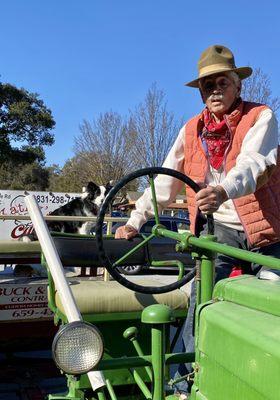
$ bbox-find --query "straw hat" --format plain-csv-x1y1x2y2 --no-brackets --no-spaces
185,45,252,88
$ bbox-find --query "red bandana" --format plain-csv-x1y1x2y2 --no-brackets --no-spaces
201,108,230,170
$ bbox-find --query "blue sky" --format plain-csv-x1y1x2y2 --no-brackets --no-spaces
1,1,279,167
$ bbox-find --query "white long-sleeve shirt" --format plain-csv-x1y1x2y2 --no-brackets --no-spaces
127,108,279,232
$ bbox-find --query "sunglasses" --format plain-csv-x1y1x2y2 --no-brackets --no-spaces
201,76,233,93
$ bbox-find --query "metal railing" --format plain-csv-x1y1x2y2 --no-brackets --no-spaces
0,215,128,223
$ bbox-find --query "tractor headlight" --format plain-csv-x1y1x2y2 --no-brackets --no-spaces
52,321,104,375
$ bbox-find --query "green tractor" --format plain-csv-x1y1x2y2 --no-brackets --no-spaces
22,167,280,400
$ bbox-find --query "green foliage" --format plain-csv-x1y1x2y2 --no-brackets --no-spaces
47,159,86,192
0,161,49,190
0,83,55,164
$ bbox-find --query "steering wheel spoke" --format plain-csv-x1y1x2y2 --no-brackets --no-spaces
112,233,155,267
149,174,160,225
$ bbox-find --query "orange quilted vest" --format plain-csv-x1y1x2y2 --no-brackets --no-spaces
184,101,280,248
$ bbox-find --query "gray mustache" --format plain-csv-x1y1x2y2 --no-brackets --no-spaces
210,94,224,101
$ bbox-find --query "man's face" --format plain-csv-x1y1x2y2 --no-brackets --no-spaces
200,73,241,119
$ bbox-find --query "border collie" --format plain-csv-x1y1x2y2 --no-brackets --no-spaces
19,182,112,277
46,181,112,235
23,181,112,240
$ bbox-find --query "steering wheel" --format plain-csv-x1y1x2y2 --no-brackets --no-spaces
96,167,214,294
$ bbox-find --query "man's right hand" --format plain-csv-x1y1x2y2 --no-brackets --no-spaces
115,225,138,240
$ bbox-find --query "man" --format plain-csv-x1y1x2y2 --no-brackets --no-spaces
116,45,280,397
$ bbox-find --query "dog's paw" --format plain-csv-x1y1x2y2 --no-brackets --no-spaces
21,235,32,243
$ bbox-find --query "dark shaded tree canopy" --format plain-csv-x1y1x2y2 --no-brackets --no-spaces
0,83,55,164
0,161,50,190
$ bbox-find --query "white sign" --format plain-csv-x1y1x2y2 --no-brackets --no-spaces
0,190,80,241
0,278,52,321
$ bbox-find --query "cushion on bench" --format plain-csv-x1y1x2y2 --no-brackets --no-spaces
54,279,189,315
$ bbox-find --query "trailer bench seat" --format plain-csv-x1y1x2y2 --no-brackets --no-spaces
54,279,188,317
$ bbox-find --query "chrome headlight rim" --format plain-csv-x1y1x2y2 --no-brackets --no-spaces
52,321,104,375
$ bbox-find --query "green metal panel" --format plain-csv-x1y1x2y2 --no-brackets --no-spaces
192,353,263,400
73,319,152,388
195,300,280,400
213,275,280,317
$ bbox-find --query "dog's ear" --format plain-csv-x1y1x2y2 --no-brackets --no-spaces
86,182,99,193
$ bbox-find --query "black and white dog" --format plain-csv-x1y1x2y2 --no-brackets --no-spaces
46,181,112,235
19,182,112,277
23,181,112,241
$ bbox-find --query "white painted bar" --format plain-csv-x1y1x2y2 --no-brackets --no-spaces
25,194,106,390
25,194,81,322
0,215,128,222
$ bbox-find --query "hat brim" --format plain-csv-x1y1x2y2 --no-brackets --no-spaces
185,66,253,88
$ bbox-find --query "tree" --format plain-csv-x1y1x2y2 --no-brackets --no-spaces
0,161,49,190
0,83,55,164
241,68,280,113
129,83,182,169
74,111,136,184
47,158,89,192
72,85,182,193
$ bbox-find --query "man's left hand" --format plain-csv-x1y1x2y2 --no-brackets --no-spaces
195,185,228,214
